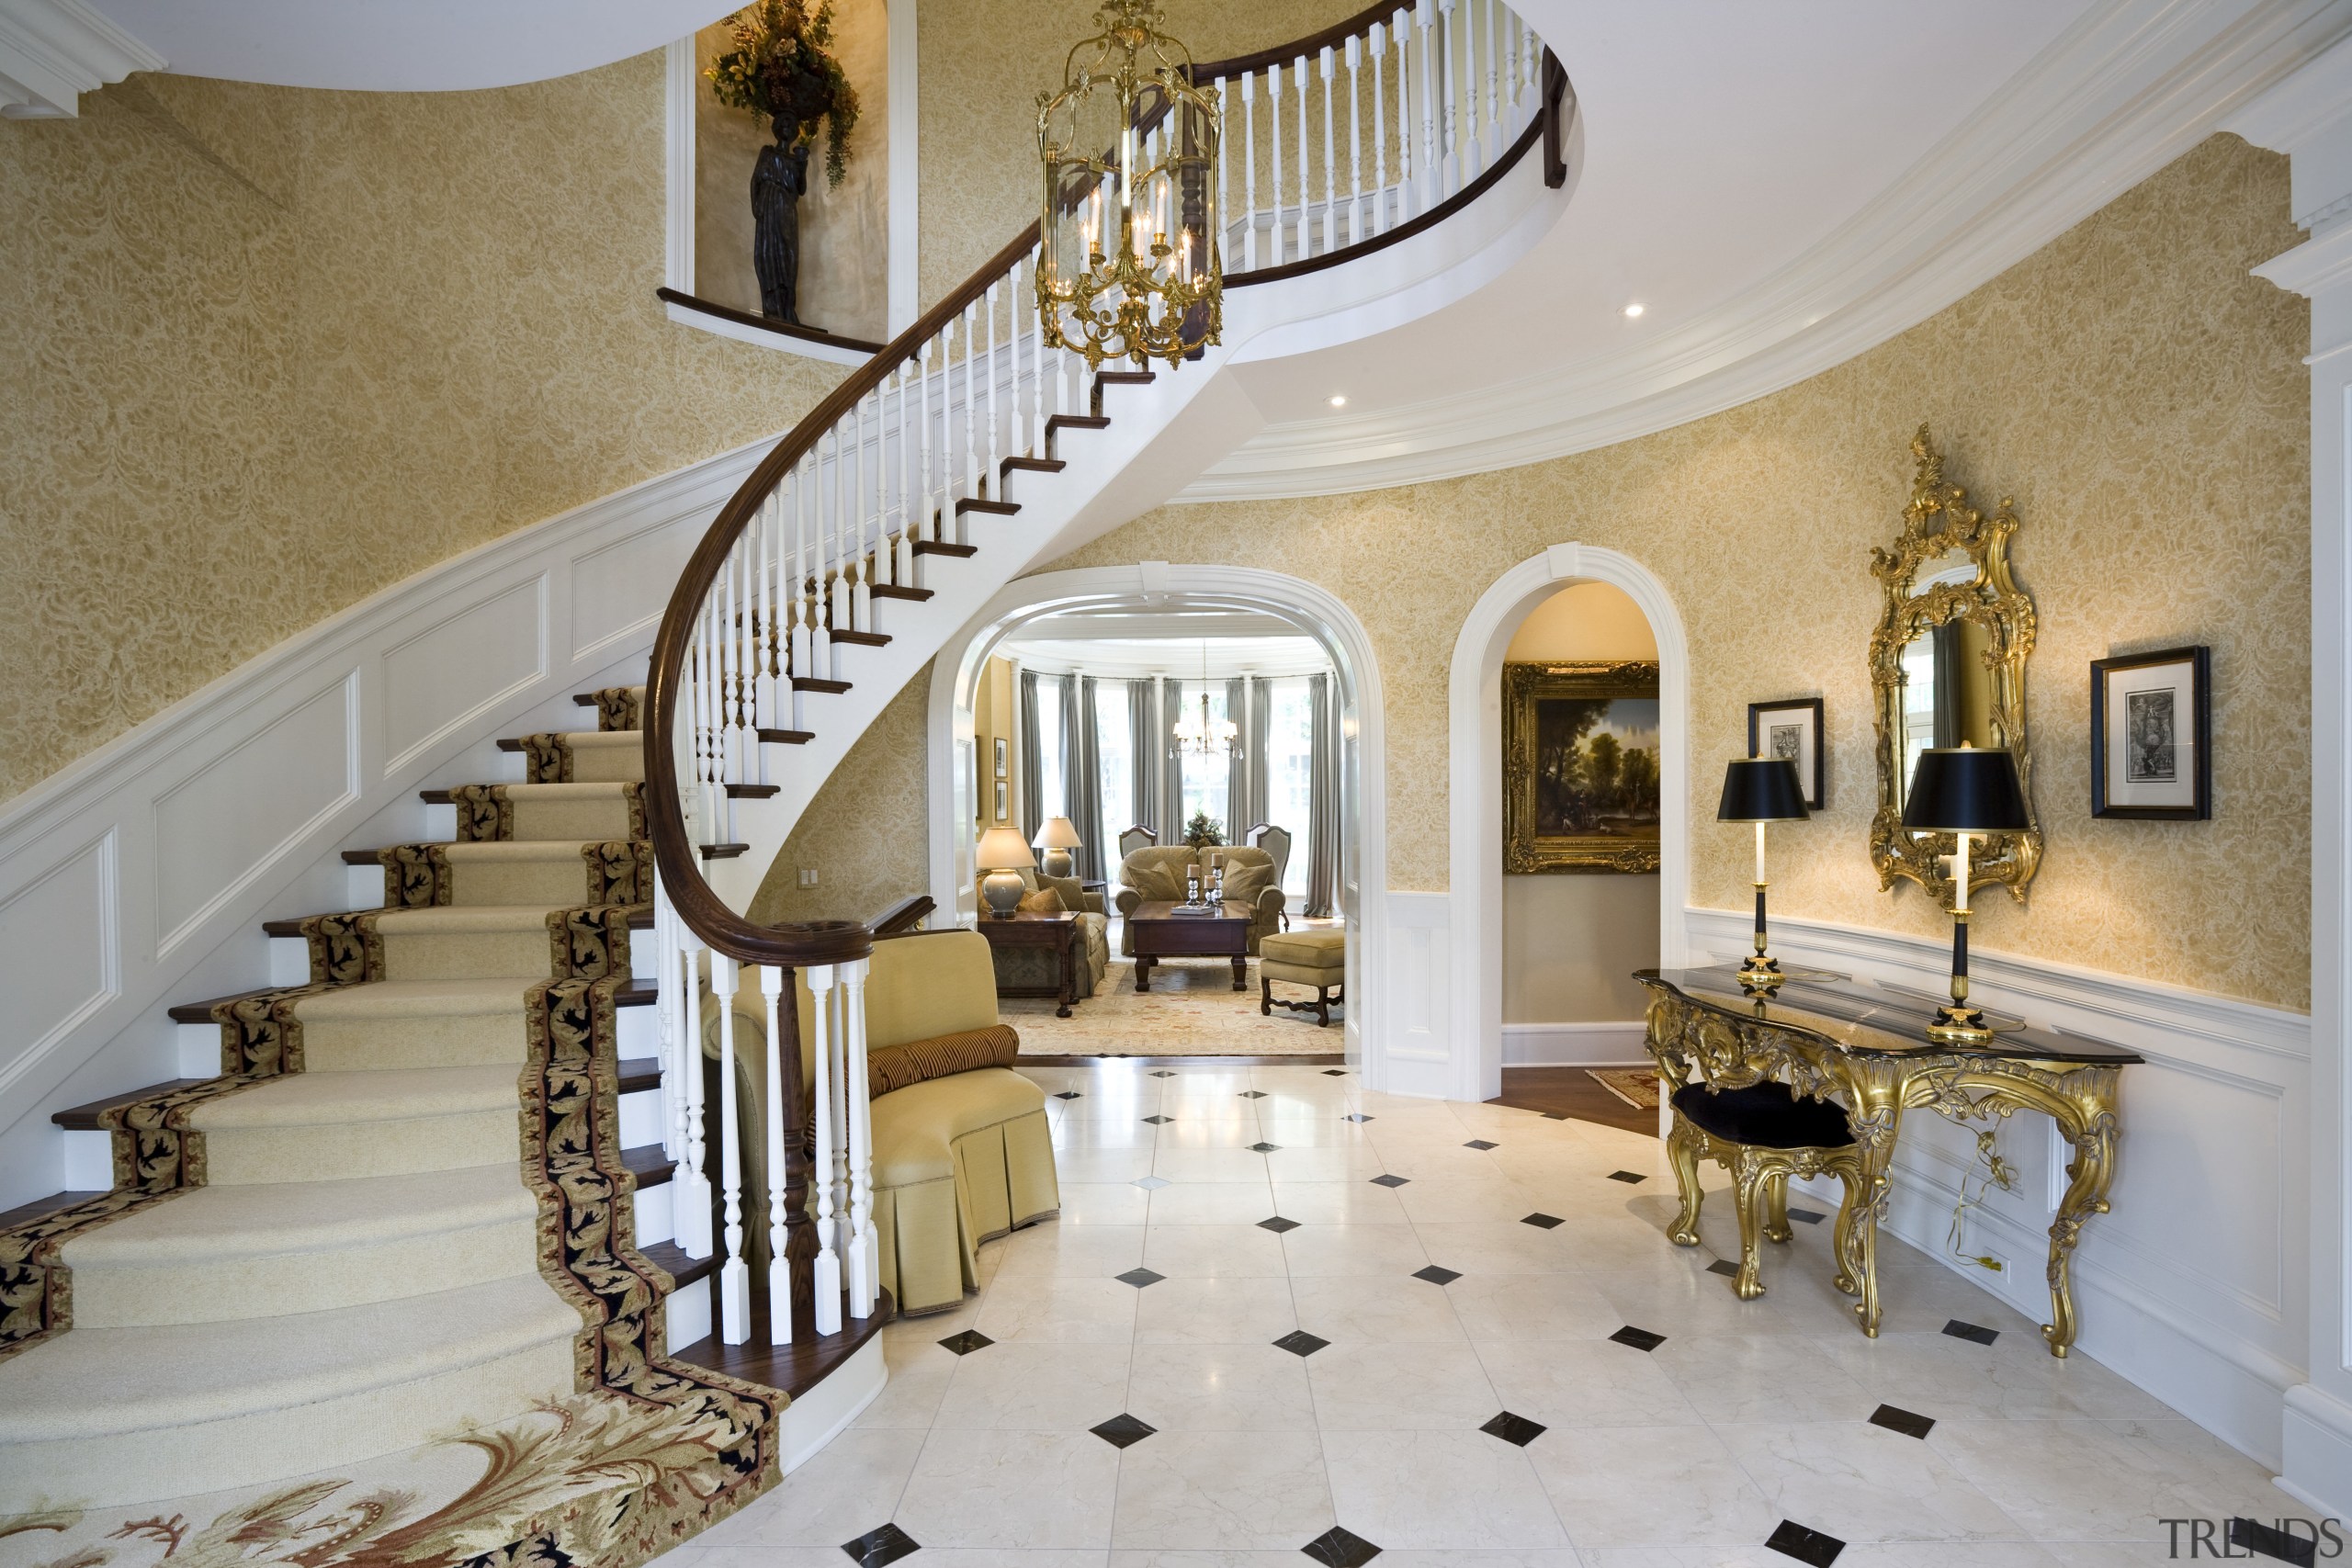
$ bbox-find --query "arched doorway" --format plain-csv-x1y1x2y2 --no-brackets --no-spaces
1448,544,1691,1104
924,563,1391,1077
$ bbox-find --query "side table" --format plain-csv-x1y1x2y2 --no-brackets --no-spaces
975,911,1083,1017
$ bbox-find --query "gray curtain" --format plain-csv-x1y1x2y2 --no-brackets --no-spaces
1224,677,1247,839
1161,677,1186,840
1068,675,1103,880
1018,668,1044,845
1126,677,1157,839
1305,672,1339,918
1245,675,1273,831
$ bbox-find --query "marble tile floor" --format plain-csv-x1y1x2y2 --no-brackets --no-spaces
662,1060,2293,1568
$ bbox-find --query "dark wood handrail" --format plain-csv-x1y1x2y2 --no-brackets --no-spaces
644,5,1568,969
870,895,936,938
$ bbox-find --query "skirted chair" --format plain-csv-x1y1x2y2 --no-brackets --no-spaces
975,867,1110,998
1113,844,1285,956
703,928,1060,1315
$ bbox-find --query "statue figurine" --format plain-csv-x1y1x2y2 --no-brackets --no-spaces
752,125,809,324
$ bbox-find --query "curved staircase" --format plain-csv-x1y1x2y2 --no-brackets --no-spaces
0,0,1572,1549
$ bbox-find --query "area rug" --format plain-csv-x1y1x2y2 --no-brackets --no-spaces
1003,956,1342,1056
1587,1066,1661,1110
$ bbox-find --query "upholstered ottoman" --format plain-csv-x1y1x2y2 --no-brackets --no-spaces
1259,929,1346,1026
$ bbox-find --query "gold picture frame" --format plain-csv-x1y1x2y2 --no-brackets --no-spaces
1503,660,1662,874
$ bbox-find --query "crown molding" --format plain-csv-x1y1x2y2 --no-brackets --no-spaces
0,0,161,118
1179,0,2352,503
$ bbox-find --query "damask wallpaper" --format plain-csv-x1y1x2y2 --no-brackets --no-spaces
748,665,933,926
818,133,2315,1010
0,56,842,803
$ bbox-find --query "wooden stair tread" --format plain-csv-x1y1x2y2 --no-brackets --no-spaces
55,1080,210,1129
628,908,654,931
495,737,526,752
1047,414,1111,433
869,583,933,602
831,629,889,647
639,1240,717,1288
1096,370,1157,386
167,987,286,1024
913,541,978,558
340,849,382,865
793,677,852,694
616,1055,659,1094
1001,456,1066,475
0,1190,108,1231
955,497,1020,516
758,728,814,744
725,784,780,799
700,843,750,860
419,788,455,805
622,1144,671,1187
668,1286,896,1398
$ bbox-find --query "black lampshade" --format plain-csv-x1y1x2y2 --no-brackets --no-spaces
1717,757,1808,822
1902,746,2029,831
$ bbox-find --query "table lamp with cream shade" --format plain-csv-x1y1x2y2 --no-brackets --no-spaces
976,826,1035,919
1715,756,1809,994
1901,742,2030,1042
1034,816,1084,879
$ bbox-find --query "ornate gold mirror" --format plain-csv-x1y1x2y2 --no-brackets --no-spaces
1869,426,2041,904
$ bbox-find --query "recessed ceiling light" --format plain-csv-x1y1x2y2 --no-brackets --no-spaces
1328,394,1348,407
1622,303,1645,319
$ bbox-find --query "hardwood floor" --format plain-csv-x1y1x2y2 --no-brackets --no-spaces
1487,1066,1659,1136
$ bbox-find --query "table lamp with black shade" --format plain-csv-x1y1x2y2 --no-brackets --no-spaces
1901,743,2030,1042
1716,756,1809,994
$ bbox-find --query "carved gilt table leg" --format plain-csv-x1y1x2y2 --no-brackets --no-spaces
1730,1146,1771,1300
1763,1172,1794,1244
1979,1063,2122,1359
1838,1058,1911,1339
1664,1113,1705,1247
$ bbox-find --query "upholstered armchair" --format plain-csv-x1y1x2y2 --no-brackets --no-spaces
972,868,1109,997
1114,844,1285,955
1117,824,1159,858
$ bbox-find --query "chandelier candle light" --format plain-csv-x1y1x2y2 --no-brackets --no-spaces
1900,743,2031,1042
1716,757,1809,994
1036,0,1221,367
1170,644,1238,757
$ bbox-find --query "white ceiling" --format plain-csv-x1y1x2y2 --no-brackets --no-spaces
79,0,732,91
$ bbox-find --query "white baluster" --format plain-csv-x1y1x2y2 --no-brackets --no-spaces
824,428,848,672
1393,11,1412,220
895,366,917,584
760,962,792,1344
670,888,715,1258
1483,0,1502,164
984,277,1001,496
790,465,813,694
853,395,873,632
1440,0,1460,194
843,955,876,1316
1241,69,1258,269
1320,45,1337,256
1294,51,1310,262
1345,36,1363,246
808,963,843,1334
917,336,937,550
1417,0,1440,209
1215,77,1231,267
1461,0,1483,180
1268,62,1283,265
1372,22,1389,234
960,300,980,536
713,952,749,1343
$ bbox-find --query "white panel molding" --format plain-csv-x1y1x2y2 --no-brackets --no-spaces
1180,0,2352,502
1499,1021,1646,1067
0,428,770,1210
0,0,162,118
1685,903,2309,1470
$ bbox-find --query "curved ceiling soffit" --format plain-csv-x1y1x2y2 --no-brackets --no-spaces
1180,0,2352,503
80,0,736,92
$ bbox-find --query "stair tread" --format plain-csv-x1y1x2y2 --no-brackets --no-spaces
0,1273,577,1441
1001,456,1067,474
912,541,978,558
794,677,853,693
700,843,750,860
726,784,780,798
956,497,1020,515
1047,414,1112,430
831,629,889,647
869,584,933,602
186,1066,526,1129
62,1163,536,1266
759,728,815,744
639,1240,716,1288
419,779,641,807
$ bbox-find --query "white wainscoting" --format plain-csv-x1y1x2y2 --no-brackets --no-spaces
0,434,774,1212
1374,892,1457,1100
1499,1021,1649,1067
1685,904,2309,1472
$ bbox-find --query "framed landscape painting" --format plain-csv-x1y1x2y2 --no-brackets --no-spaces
1503,661,1663,874
2090,646,2210,819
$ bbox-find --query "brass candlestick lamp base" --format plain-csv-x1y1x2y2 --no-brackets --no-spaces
1737,882,1785,996
1925,909,1996,1043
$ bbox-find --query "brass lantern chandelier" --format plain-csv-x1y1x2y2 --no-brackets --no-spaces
1036,0,1222,368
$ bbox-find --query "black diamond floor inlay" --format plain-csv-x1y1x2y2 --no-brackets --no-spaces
1463,1139,1498,1150
1239,1089,1268,1098
1054,1090,1083,1100
1149,1069,1178,1077
1942,1318,2000,1346
1301,1524,1382,1566
1369,1173,1409,1188
1541,1111,1570,1121
841,1522,921,1567
2232,1517,2323,1567
1250,1142,1282,1153
1787,1207,1826,1224
1607,1169,1646,1184
1322,1068,1349,1077
1765,1518,1846,1566
1272,1329,1330,1357
1090,1412,1158,1449
1142,1114,1173,1124
1610,1325,1667,1352
1412,1265,1462,1286
1869,1404,1935,1439
1259,1215,1302,1233
936,1329,993,1355
1116,1267,1167,1288
1480,1410,1547,1446
1521,1213,1563,1229
1707,1258,1740,1278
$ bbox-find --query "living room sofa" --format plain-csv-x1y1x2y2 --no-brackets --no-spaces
1114,844,1285,955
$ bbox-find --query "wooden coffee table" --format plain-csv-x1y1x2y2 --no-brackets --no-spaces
1127,900,1251,991
975,910,1084,1017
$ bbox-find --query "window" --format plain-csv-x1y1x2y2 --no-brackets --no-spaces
1174,681,1231,833
1094,678,1132,859
1035,676,1066,821
1264,676,1317,898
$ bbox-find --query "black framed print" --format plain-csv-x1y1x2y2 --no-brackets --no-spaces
2090,646,2210,820
993,737,1009,778
1747,697,1826,811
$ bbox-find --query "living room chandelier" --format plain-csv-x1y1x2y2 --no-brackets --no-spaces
1035,0,1222,368
1170,645,1238,757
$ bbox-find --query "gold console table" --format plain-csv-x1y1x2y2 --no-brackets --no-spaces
1635,966,2142,1358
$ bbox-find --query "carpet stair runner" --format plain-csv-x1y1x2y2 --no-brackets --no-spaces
0,685,783,1557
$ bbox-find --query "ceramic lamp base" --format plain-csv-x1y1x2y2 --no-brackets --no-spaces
980,870,1026,919
1041,848,1075,879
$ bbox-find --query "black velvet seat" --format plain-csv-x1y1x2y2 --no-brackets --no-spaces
1670,1080,1854,1150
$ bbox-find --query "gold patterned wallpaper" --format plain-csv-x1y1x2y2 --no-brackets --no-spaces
805,133,2313,1010
749,665,934,926
915,0,1361,309
0,57,842,803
